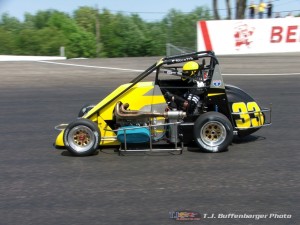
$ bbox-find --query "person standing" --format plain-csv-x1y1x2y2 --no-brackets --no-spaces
267,1,273,18
249,1,257,19
258,0,266,19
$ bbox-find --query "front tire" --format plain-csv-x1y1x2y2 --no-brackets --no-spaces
63,119,100,156
194,112,233,153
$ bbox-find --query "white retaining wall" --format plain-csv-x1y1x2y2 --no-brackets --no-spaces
0,55,66,61
197,18,300,55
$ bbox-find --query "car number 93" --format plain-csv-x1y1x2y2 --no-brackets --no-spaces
232,101,265,128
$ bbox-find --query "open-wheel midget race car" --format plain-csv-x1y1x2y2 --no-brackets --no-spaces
54,51,271,156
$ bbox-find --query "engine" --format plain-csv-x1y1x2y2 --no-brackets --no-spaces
114,102,186,143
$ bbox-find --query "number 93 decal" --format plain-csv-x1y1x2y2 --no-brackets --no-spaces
232,102,265,128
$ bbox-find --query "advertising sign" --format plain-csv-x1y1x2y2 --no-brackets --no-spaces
197,18,300,55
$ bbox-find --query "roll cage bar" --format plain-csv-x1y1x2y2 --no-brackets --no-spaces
130,51,219,83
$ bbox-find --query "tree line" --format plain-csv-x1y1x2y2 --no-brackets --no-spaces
1,3,297,58
0,7,211,58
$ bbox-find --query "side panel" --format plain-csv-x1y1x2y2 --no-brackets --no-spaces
92,82,167,146
206,64,233,121
55,82,167,148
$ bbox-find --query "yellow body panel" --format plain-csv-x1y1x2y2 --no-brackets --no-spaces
55,131,64,147
55,81,167,147
208,93,224,97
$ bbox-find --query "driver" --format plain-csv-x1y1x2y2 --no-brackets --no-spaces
164,61,205,114
181,61,199,82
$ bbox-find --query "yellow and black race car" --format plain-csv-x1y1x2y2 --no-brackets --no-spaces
54,51,271,156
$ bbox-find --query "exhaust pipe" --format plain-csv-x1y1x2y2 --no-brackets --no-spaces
114,101,186,120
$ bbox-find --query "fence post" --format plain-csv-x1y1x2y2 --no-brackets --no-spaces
60,46,65,57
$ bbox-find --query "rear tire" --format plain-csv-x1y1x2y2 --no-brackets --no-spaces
194,112,233,153
63,119,100,156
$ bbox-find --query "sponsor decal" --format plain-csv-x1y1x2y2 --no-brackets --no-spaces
270,25,299,43
234,23,255,50
213,80,222,87
171,57,194,63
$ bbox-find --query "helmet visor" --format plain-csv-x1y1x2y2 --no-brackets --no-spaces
182,70,196,77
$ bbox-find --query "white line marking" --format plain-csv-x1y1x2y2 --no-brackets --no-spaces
223,73,300,76
38,60,300,76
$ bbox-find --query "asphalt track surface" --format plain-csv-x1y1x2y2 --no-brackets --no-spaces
0,53,299,225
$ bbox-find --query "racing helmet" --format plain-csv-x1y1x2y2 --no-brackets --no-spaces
182,61,200,80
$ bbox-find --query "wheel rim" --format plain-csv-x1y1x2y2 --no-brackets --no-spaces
200,121,226,147
67,125,95,153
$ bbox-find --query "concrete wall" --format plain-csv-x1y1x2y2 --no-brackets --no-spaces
197,18,300,55
0,55,66,61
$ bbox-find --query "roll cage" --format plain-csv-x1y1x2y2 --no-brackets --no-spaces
132,50,219,85
87,51,219,119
